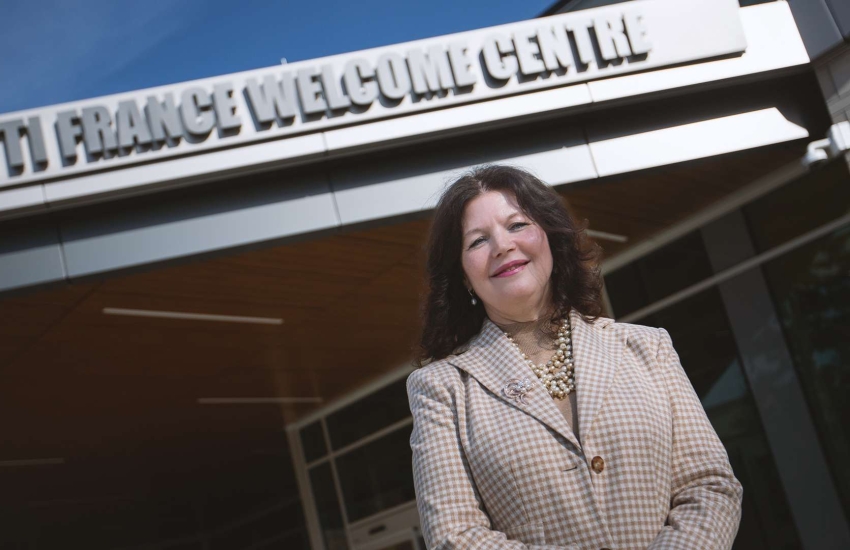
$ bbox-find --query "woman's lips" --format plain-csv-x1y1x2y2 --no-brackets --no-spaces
493,261,528,278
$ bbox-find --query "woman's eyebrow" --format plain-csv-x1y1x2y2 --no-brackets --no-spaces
463,213,522,238
463,225,485,239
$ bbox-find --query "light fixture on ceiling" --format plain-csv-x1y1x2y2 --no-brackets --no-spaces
102,308,283,325
0,458,65,467
197,397,323,405
586,229,628,243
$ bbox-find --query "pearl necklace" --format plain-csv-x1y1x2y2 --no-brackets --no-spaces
504,316,575,400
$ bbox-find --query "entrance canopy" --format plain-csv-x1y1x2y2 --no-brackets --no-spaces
0,0,812,296
0,1,834,545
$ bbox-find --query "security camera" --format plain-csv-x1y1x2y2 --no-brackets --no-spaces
802,121,850,168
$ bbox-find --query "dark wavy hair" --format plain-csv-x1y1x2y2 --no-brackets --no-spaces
416,164,604,365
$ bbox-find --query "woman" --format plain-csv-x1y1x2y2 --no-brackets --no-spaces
407,165,742,549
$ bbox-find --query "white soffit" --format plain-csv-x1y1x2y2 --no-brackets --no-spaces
60,178,339,278
0,185,45,213
0,243,65,291
332,141,596,225
588,107,809,177
44,133,327,204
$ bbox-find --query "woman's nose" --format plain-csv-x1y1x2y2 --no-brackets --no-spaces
491,230,515,256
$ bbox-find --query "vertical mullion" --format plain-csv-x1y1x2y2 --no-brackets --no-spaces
286,427,326,550
322,420,357,550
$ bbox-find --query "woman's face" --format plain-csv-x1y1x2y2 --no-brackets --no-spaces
460,190,554,323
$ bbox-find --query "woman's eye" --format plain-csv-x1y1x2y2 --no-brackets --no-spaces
510,222,529,230
468,237,485,249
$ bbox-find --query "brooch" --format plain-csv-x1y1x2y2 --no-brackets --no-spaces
502,378,534,404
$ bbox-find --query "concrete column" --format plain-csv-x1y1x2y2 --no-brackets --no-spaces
701,209,850,550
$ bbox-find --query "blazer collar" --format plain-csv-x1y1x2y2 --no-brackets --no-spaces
570,310,624,442
446,309,624,449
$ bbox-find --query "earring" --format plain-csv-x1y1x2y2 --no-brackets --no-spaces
468,288,477,306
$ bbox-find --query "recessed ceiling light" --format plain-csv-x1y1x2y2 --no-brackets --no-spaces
586,230,628,243
197,397,323,404
102,308,283,325
0,458,65,467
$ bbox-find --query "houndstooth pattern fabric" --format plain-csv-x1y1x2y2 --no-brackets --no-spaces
407,309,742,550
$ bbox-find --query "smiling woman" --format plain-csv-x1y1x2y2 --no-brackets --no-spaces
460,190,555,325
407,164,743,549
417,165,603,362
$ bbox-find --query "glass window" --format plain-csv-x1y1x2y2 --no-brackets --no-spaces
301,420,328,463
641,288,801,549
604,263,647,318
309,463,349,550
744,159,850,253
605,231,713,317
326,378,411,450
335,425,416,523
761,224,850,522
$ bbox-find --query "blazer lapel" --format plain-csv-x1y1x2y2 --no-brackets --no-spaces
571,309,625,443
447,318,582,450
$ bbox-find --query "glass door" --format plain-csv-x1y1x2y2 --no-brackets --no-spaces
347,501,423,550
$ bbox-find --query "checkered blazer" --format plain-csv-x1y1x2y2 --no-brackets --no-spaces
407,310,742,550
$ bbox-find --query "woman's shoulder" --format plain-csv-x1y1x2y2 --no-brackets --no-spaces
406,354,468,396
587,315,663,338
593,316,669,359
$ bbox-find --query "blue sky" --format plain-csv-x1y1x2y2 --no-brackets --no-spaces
0,0,554,115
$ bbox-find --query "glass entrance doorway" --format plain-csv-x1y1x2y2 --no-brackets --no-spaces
347,502,424,550
290,375,420,550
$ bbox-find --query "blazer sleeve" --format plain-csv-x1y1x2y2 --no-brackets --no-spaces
407,367,565,550
648,329,744,550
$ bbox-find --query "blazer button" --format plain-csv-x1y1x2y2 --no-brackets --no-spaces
591,456,605,474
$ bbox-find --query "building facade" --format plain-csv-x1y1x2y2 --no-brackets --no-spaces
1,0,849,549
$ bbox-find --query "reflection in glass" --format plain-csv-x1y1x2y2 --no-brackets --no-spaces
301,420,328,463
605,231,713,317
762,225,850,522
641,288,801,549
336,425,416,523
375,541,414,550
309,462,348,550
744,159,850,253
326,378,411,450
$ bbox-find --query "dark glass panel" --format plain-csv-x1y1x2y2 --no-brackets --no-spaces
18,433,310,550
637,231,713,304
309,462,349,550
335,425,416,523
744,159,850,253
301,420,328,463
604,263,648,318
642,288,801,549
376,542,415,550
762,224,850,522
605,231,713,317
327,378,411,450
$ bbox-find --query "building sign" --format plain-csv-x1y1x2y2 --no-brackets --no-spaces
0,0,745,187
